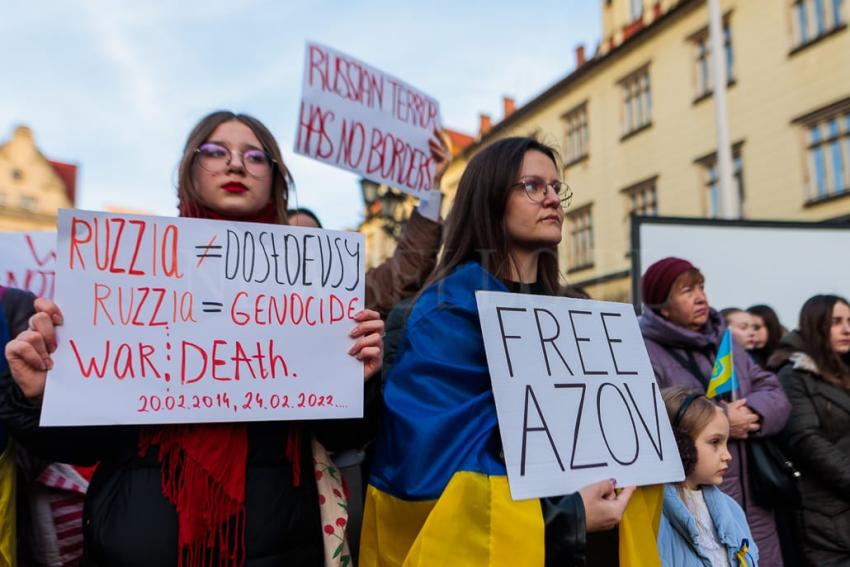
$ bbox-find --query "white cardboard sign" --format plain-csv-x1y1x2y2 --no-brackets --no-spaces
0,231,57,299
41,210,365,426
476,291,684,500
294,42,442,198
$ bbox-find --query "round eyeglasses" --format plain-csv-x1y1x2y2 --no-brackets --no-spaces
195,142,275,178
510,177,573,207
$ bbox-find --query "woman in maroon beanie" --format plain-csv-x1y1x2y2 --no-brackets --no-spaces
638,256,790,566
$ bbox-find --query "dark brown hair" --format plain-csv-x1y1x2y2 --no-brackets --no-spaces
797,294,850,387
177,111,293,223
748,304,785,357
423,137,563,294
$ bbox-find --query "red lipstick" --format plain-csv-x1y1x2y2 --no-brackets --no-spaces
222,181,248,193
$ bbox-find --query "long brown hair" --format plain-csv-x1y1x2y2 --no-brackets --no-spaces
797,294,850,386
424,137,563,294
177,111,293,223
748,304,784,357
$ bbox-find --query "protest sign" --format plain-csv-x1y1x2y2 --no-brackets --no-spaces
0,231,56,299
294,42,442,197
476,291,684,500
40,210,365,426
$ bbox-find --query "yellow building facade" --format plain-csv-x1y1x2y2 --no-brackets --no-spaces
0,126,75,231
441,0,850,301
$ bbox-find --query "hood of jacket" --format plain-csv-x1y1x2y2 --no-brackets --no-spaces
662,484,753,558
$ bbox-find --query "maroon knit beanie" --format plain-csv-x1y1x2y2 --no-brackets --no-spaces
640,257,698,309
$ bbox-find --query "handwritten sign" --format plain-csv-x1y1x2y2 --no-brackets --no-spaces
476,291,684,500
0,232,56,299
294,42,442,197
41,210,365,426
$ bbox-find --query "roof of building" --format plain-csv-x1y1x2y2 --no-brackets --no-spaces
444,127,476,157
48,160,77,205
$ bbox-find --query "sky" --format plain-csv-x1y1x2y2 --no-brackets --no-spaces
1,1,601,230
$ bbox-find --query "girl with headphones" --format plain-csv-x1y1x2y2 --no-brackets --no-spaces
657,387,758,566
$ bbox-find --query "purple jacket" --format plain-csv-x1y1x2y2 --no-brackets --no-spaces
639,307,790,567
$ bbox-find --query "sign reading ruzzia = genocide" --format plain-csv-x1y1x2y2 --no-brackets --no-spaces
294,42,442,196
476,291,684,500
40,210,365,426
0,231,56,299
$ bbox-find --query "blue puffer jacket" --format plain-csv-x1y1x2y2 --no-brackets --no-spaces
658,484,758,566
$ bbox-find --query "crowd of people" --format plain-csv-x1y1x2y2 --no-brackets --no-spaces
0,112,848,566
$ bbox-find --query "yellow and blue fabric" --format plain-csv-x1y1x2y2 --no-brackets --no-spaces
360,263,544,566
0,300,16,567
707,329,738,399
360,262,662,566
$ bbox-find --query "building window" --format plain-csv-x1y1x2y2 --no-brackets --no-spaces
563,103,589,165
629,0,644,21
804,108,850,201
792,0,845,50
621,67,652,138
567,205,594,272
698,145,745,218
691,20,734,101
623,177,658,217
20,195,38,211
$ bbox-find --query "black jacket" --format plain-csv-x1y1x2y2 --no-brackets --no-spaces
777,344,850,564
0,369,380,566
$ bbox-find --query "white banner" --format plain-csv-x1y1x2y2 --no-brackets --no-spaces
41,210,365,426
0,231,56,299
294,42,442,197
476,291,684,500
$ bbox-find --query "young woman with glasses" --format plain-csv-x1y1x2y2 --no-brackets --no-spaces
360,137,635,566
1,111,385,566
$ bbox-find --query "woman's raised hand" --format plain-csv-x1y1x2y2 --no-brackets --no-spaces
429,128,451,186
5,298,64,401
349,309,384,381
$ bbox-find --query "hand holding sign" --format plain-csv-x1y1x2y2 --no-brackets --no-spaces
580,480,635,532
39,210,369,426
476,291,684,500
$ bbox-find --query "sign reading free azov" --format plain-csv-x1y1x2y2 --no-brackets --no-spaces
476,291,684,500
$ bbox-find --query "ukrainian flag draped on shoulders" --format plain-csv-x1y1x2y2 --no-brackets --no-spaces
360,262,662,567
361,263,544,566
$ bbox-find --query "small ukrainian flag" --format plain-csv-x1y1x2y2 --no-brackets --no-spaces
707,328,738,399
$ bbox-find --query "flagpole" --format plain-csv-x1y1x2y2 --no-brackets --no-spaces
708,0,738,219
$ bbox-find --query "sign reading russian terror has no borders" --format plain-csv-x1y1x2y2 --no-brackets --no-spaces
294,42,442,197
40,209,365,426
476,291,684,500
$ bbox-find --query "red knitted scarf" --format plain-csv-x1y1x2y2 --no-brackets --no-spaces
138,200,301,567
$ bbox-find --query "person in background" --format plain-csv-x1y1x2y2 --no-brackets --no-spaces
747,305,786,371
775,294,850,565
720,308,757,350
638,257,790,566
0,111,384,567
658,387,758,566
361,137,634,567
